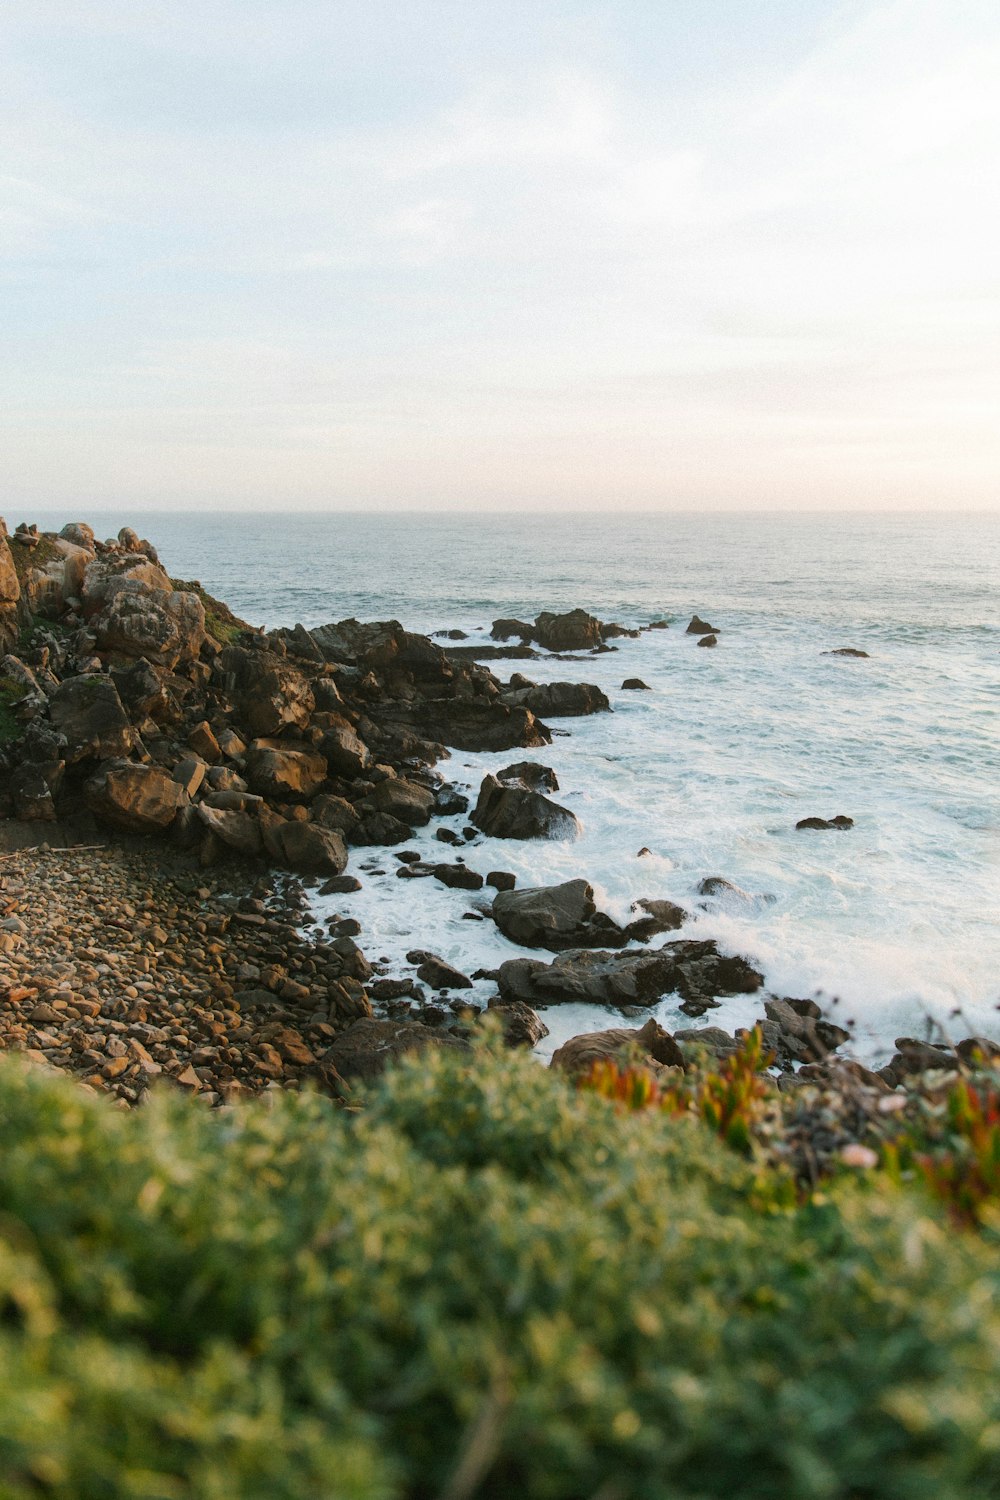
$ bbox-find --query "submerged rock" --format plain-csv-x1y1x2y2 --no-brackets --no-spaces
685,615,717,635
796,815,854,831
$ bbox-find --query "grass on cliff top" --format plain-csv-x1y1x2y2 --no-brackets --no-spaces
2,1038,1000,1500
170,577,253,645
8,534,61,587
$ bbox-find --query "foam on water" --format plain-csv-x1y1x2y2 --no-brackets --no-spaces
32,508,999,1057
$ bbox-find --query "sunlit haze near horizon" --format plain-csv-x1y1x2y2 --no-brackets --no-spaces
3,1,999,514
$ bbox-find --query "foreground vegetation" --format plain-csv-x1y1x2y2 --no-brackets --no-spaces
2,1037,1000,1499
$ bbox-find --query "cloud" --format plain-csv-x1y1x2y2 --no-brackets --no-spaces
1,0,998,510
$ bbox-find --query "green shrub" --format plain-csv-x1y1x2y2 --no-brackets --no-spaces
1,1041,1000,1498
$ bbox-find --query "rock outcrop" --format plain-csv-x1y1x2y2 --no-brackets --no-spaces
471,775,581,841
492,879,626,950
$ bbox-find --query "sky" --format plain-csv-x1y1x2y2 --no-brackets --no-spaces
2,0,999,513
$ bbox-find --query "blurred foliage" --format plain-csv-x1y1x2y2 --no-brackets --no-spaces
883,1071,1000,1228
2,1038,1000,1498
580,1024,772,1154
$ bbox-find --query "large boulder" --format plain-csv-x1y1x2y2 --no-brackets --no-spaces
244,740,327,802
503,680,610,717
321,718,373,777
275,820,348,875
498,939,763,1010
85,760,188,832
381,698,550,754
370,777,435,826
92,581,206,669
217,645,315,736
486,999,549,1047
498,948,682,1008
81,553,173,612
0,532,20,649
533,609,604,652
321,1017,468,1083
497,761,559,792
550,1018,685,1074
492,879,626,951
471,774,581,840
47,675,135,763
196,804,263,858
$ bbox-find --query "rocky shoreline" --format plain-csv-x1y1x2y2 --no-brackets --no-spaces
1,516,994,1118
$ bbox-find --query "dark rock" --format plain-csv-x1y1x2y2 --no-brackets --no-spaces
322,1017,468,1083
244,740,327,802
319,874,363,894
498,937,763,1010
497,761,559,792
320,719,373,778
696,634,717,648
85,760,188,832
533,609,604,652
822,648,870,658
436,827,460,844
624,897,687,942
685,615,716,635
486,871,517,891
492,878,626,950
275,821,348,875
763,997,850,1065
621,678,650,690
311,793,363,841
433,863,484,891
48,675,135,764
196,804,263,858
8,762,61,821
550,1018,685,1074
410,952,474,990
491,618,534,642
956,1036,1000,1065
487,999,549,1047
92,580,206,669
796,815,854,831
434,785,469,816
471,774,581,841
370,777,435,826
503,680,610,718
218,645,315,737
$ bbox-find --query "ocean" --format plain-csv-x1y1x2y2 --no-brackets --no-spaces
30,508,1000,1063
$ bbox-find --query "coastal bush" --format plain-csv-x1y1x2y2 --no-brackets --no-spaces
2,1042,1000,1498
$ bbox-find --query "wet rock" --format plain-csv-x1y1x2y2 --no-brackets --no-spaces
407,952,474,990
796,815,854,831
550,1017,685,1075
322,1016,468,1083
502,680,610,718
47,675,135,763
433,863,484,891
491,618,534,642
763,997,851,1065
434,785,469,816
85,760,188,832
624,897,687,941
499,938,763,1011
471,774,581,841
685,615,716,635
497,761,559,793
822,648,870,658
621,678,650,690
486,871,516,891
533,609,604,652
486,998,548,1047
492,878,626,951
696,634,718,648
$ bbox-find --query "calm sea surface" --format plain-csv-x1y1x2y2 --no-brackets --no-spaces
31,509,1000,1059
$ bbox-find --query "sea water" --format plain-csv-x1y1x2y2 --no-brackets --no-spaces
32,509,1000,1063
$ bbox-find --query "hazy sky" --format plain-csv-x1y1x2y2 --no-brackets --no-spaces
3,1,998,512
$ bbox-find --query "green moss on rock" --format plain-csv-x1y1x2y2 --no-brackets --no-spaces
170,577,252,644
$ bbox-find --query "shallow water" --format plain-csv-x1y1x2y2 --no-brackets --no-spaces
32,508,1000,1060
